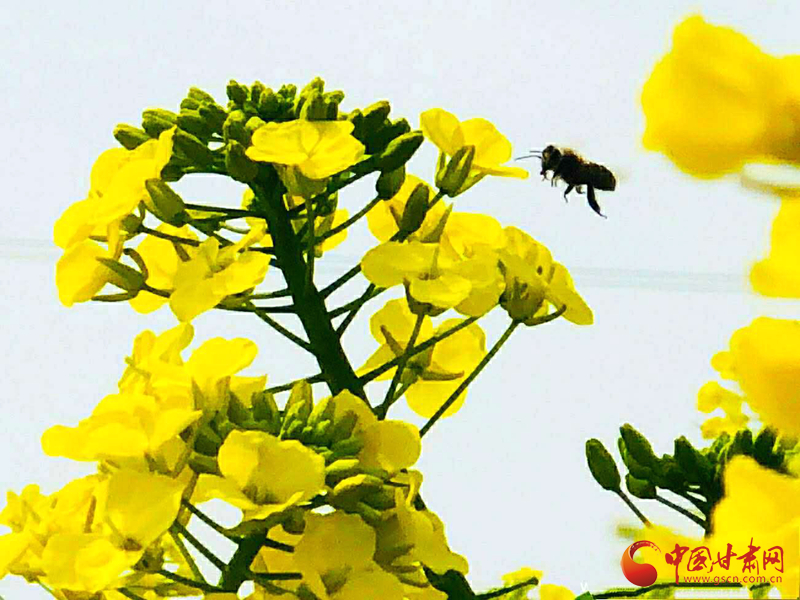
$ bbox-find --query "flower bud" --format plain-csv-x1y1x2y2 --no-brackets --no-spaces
377,131,424,172
177,110,212,139
113,124,151,150
246,116,268,136
227,393,250,426
142,109,178,137
145,179,186,225
253,391,280,421
299,89,327,121
226,80,249,105
436,145,476,197
223,110,250,145
194,425,224,456
180,97,201,111
330,436,364,460
585,438,621,492
257,89,280,120
620,424,661,471
187,86,215,104
189,453,220,475
376,167,406,200
325,459,363,486
173,129,214,166
225,140,259,183
625,474,657,499
329,411,358,442
398,183,430,237
753,428,782,468
311,420,333,446
308,397,336,426
198,102,228,134
728,428,753,457
673,436,713,485
361,101,392,134
249,81,266,105
501,278,546,323
96,258,145,294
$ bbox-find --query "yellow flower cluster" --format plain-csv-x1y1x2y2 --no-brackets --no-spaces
0,325,466,599
636,17,800,598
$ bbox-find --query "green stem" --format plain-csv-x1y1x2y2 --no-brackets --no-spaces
615,490,651,526
139,225,201,247
336,284,380,337
330,284,380,318
305,196,316,292
315,195,382,245
321,264,364,298
360,316,479,383
266,372,327,394
250,288,292,300
477,576,539,599
247,303,312,352
171,521,227,572
655,494,707,530
377,314,425,418
181,499,235,539
156,569,221,593
250,170,365,398
593,582,742,599
184,203,255,217
420,320,520,437
169,529,207,585
218,534,265,592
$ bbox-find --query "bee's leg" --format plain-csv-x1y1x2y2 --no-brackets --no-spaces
586,186,607,218
563,184,574,201
576,185,584,194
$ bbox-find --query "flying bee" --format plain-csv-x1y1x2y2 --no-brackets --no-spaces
517,145,617,218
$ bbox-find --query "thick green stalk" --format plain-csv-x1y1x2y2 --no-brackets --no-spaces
250,169,365,398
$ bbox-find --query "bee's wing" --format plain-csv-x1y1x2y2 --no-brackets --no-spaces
741,161,800,196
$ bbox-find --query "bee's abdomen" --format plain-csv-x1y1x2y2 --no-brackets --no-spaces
585,163,616,191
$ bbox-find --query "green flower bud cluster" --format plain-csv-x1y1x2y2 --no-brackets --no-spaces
187,382,401,525
586,424,788,529
348,101,412,157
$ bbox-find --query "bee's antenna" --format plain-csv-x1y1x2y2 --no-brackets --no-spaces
514,150,542,161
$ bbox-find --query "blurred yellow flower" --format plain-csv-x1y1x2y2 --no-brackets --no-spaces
751,199,800,297
713,317,800,437
420,108,528,179
642,15,800,176
711,457,800,598
696,381,749,439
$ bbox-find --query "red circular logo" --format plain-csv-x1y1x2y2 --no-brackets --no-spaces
621,540,660,587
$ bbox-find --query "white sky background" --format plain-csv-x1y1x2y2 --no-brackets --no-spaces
2,1,800,598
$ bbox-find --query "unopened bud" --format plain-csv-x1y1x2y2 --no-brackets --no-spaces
299,89,327,121
246,116,267,136
620,424,661,471
223,110,250,145
173,130,214,166
398,183,430,237
376,167,406,200
145,179,186,225
436,145,476,197
225,141,259,183
361,101,391,133
586,438,621,492
180,97,201,111
198,102,228,134
114,124,150,150
257,89,280,120
177,110,212,139
378,131,424,172
188,87,215,104
142,109,178,137
674,436,713,485
329,411,358,442
252,390,279,423
96,258,145,293
625,474,657,499
226,80,249,105
188,453,220,475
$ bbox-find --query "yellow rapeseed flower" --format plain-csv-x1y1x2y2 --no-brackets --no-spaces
712,317,800,437
751,198,800,297
420,108,528,179
642,16,800,176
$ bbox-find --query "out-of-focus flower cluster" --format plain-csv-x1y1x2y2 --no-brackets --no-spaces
590,16,800,599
